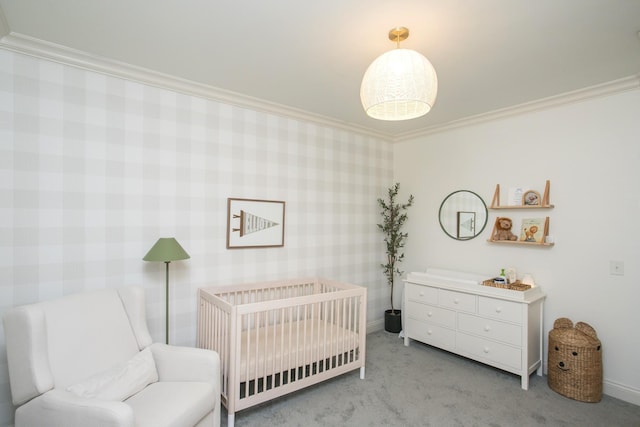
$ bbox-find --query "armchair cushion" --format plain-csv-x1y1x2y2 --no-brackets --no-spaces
125,382,216,427
66,347,158,401
15,389,135,427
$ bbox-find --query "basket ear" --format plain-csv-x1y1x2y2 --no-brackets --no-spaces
553,317,573,329
575,322,598,339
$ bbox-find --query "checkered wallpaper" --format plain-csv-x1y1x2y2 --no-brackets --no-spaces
0,49,392,424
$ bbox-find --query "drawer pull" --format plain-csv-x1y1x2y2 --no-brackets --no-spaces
454,298,460,304
495,307,502,313
419,291,425,297
483,347,490,354
427,329,433,335
484,325,491,332
427,311,433,317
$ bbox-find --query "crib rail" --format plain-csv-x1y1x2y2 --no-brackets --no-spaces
197,278,366,425
208,277,357,306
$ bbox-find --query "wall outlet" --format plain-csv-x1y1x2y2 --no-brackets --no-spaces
610,260,624,276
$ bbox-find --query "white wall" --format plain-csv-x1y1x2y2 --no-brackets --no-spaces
0,49,392,425
394,88,640,404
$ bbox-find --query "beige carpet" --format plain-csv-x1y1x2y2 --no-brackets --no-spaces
221,329,640,426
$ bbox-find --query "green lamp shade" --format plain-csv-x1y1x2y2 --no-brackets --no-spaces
143,238,190,262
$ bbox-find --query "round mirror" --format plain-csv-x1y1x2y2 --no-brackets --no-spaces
438,190,488,240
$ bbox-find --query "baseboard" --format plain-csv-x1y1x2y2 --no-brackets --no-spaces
603,379,640,406
367,319,384,333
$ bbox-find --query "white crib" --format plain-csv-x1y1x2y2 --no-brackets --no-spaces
197,278,367,427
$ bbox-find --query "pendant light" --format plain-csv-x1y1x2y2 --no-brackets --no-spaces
360,27,438,121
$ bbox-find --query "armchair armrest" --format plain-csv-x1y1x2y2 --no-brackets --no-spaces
16,389,134,427
149,343,220,386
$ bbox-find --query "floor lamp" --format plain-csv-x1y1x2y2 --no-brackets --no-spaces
143,237,190,344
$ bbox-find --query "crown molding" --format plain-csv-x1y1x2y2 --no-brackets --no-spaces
394,74,640,142
1,32,637,144
0,32,393,142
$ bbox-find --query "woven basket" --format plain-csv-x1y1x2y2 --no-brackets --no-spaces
547,318,602,402
481,279,531,291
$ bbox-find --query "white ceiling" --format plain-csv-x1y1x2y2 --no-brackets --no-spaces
1,0,639,139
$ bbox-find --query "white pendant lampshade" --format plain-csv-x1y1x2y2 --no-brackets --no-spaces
360,27,438,121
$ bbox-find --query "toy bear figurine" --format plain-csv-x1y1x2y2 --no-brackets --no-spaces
493,217,517,241
548,317,602,402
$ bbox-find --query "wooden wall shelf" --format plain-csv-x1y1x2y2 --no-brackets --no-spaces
490,180,554,209
491,205,554,210
488,215,553,247
487,239,554,247
488,180,555,247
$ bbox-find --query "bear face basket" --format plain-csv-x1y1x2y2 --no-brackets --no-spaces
547,318,602,402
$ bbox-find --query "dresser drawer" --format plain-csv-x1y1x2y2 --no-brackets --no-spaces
478,297,522,324
458,313,522,347
439,289,476,313
406,283,438,305
406,318,456,350
456,332,521,370
407,300,455,328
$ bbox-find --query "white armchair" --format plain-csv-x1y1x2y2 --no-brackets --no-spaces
3,287,220,427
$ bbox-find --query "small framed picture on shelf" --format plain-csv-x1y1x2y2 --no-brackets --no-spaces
522,190,541,206
519,218,546,243
507,187,525,206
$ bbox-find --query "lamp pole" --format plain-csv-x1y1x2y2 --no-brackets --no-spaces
165,261,170,344
142,237,190,346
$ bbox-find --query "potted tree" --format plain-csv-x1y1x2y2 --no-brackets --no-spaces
377,183,414,333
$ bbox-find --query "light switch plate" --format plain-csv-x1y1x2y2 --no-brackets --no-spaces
610,261,624,276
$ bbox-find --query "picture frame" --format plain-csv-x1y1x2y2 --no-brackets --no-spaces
519,217,546,243
456,211,476,239
522,190,541,206
507,187,525,206
226,198,285,249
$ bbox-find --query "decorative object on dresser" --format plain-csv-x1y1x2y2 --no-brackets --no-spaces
403,268,545,390
521,273,535,286
377,183,414,333
548,318,602,402
482,278,531,291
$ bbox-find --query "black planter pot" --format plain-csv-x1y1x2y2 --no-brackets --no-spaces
384,309,402,333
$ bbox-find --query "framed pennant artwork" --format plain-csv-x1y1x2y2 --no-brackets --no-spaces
226,198,285,249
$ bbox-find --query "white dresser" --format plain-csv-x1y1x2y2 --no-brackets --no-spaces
403,269,545,390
